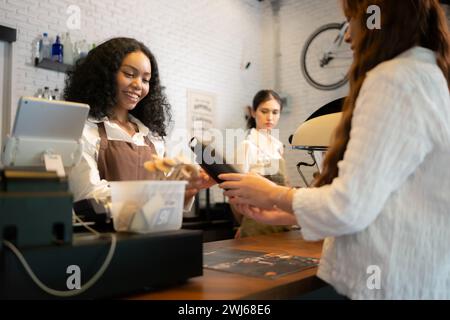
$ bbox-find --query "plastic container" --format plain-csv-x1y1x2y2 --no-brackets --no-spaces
110,181,187,234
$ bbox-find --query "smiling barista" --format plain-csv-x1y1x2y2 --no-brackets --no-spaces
64,37,211,207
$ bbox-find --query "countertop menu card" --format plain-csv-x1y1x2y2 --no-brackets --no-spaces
203,248,319,279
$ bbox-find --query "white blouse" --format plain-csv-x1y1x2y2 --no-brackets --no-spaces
68,115,165,202
239,128,285,176
293,47,450,299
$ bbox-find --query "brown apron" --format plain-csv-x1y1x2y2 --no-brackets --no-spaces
97,122,156,181
237,159,291,238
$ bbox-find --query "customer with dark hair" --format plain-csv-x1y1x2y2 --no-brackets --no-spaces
232,89,291,238
220,0,450,299
65,37,209,203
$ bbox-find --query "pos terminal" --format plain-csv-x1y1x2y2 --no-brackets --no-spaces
0,97,202,299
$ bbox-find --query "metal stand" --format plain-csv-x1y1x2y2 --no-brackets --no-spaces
296,150,320,187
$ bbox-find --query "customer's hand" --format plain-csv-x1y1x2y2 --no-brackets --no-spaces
233,203,297,226
218,172,279,209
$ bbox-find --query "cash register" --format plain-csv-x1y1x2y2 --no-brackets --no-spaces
0,97,202,299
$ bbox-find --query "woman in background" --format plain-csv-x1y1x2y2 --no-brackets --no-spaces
232,89,291,238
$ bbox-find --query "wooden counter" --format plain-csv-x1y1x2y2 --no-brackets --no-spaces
129,231,324,300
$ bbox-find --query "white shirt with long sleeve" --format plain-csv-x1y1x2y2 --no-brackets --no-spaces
293,47,450,299
68,115,165,202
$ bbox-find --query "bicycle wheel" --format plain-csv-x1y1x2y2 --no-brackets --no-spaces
301,23,353,91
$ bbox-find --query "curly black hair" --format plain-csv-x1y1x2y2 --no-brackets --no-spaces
64,37,172,137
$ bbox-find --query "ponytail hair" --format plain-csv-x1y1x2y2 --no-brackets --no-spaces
245,105,256,129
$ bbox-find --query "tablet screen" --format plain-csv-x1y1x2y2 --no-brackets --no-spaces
12,97,89,140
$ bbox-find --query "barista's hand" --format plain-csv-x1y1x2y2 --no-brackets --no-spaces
185,169,216,201
197,169,216,190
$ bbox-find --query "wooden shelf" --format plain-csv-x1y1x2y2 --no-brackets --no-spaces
34,58,72,73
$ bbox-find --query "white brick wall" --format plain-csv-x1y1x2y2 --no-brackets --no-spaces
265,0,348,187
2,0,409,188
0,0,349,186
0,0,270,141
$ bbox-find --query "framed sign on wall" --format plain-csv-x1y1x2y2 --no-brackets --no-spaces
187,89,217,143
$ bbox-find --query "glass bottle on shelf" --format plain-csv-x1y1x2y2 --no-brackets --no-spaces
43,86,52,100
79,40,88,59
34,35,41,65
63,32,74,65
35,88,43,99
52,35,63,63
53,87,61,100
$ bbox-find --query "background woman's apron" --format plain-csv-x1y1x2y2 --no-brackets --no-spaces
238,158,291,238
